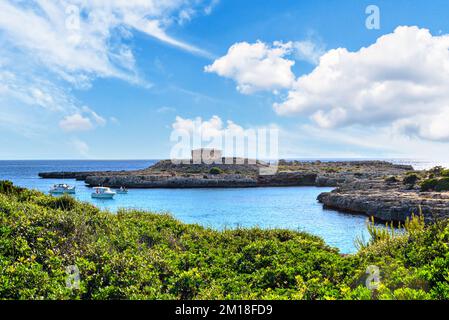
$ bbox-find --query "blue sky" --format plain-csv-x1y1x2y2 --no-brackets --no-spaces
2,0,449,160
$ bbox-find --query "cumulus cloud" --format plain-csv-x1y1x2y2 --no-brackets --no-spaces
172,115,242,141
204,41,296,94
273,26,449,142
204,38,327,94
209,27,449,142
59,108,106,132
395,110,449,142
171,115,278,159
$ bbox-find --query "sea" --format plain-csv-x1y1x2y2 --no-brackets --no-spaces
0,158,443,254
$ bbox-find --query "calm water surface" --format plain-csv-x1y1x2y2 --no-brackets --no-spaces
2,159,431,253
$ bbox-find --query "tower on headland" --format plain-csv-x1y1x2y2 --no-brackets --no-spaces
191,148,222,164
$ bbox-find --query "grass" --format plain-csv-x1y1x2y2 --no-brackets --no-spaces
1,181,449,300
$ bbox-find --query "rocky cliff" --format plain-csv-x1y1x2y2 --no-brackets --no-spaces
317,177,449,222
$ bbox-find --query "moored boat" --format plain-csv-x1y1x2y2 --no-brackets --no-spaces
49,184,76,194
116,187,128,194
91,187,116,199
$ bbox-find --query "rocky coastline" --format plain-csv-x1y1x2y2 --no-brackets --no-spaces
38,159,449,222
38,159,409,189
317,176,449,223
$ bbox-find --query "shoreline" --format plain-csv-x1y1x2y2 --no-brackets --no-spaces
39,159,412,188
37,159,449,223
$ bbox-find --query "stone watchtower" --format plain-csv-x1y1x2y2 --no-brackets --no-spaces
191,148,222,164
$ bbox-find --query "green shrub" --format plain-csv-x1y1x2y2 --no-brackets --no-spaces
0,180,24,196
209,167,223,175
35,194,78,211
429,166,444,176
420,178,449,192
421,179,438,191
435,178,449,191
0,183,354,300
403,173,419,185
385,176,398,183
1,182,449,300
440,169,449,177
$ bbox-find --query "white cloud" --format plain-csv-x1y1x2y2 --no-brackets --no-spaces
0,1,129,86
208,27,449,143
271,26,449,142
293,40,326,65
0,0,215,88
395,110,449,142
59,114,93,132
0,68,75,112
129,18,212,59
170,115,449,161
205,41,296,94
204,38,326,94
82,106,107,127
171,115,278,158
59,107,106,132
0,0,216,138
172,115,262,141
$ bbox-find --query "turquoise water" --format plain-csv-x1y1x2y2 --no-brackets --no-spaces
0,160,381,253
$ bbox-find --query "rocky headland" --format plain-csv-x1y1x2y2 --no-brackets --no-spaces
38,159,449,222
39,158,410,189
318,178,449,223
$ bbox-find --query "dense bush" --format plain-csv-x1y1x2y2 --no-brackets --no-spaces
0,180,25,196
209,167,223,175
403,173,419,186
426,167,449,178
420,177,449,192
384,176,398,183
1,182,449,300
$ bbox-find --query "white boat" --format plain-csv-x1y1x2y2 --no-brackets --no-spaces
49,184,76,194
91,187,116,199
116,187,128,194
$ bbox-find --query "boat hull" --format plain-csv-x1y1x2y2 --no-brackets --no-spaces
91,193,115,199
50,189,76,194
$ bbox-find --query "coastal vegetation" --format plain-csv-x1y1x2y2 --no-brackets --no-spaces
209,167,223,175
420,178,449,192
403,173,420,186
0,181,448,300
419,166,449,192
384,176,399,183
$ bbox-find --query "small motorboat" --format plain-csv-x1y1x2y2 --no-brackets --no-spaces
116,187,128,194
91,187,116,199
50,184,76,194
